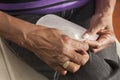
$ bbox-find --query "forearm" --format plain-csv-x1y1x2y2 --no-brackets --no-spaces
0,11,42,45
95,0,116,16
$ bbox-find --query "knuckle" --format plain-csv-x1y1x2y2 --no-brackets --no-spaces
52,55,68,65
95,43,100,48
73,55,80,64
50,56,64,66
62,44,71,55
72,55,82,65
82,42,89,50
62,35,71,44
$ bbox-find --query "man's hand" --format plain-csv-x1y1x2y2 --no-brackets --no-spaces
23,26,89,75
83,14,115,53
0,11,89,75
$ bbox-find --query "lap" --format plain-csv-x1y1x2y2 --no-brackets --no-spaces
6,0,119,79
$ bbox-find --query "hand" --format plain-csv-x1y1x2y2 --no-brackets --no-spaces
23,26,89,75
83,14,115,53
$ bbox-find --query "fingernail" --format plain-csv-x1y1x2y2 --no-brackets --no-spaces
83,34,90,39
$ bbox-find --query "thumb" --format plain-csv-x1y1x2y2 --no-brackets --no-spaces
82,25,101,40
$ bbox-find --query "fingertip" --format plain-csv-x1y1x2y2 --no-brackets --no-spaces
81,52,89,65
90,49,96,53
54,66,67,75
82,33,90,39
58,69,67,75
73,65,80,72
61,71,67,75
67,62,80,73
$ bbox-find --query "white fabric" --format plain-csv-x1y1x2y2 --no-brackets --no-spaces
115,38,120,58
36,14,98,41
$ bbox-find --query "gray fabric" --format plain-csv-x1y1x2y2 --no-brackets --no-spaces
57,44,120,80
5,0,120,80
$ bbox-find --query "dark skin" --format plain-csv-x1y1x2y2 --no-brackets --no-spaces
0,11,89,75
24,27,89,75
0,0,116,75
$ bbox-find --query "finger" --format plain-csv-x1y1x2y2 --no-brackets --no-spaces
85,40,99,48
66,61,81,73
62,35,89,51
62,36,89,65
86,37,112,49
85,36,112,48
86,37,114,53
90,46,106,53
87,29,115,52
71,39,89,51
98,29,115,42
91,46,107,53
66,51,89,65
82,25,105,39
54,66,67,75
97,30,115,47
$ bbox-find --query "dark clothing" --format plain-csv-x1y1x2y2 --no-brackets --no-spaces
0,0,35,3
2,0,120,80
0,0,90,15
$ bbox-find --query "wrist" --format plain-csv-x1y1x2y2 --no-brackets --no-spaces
0,12,42,46
17,24,47,48
95,0,116,17
6,24,38,47
94,12,113,19
95,11,113,17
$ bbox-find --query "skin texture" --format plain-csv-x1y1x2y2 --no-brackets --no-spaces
0,0,116,75
0,11,89,75
83,0,116,53
25,27,89,75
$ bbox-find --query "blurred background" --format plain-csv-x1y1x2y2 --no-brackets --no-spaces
113,0,120,42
